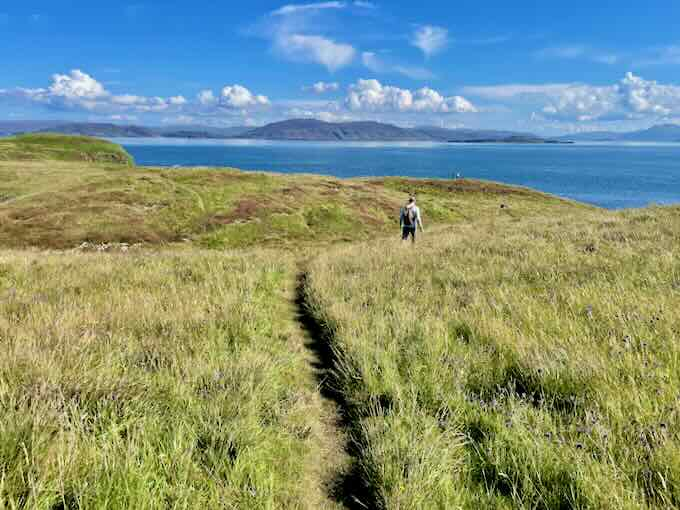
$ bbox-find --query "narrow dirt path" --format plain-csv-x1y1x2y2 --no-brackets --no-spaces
289,269,371,509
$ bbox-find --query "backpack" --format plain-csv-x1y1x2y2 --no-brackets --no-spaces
403,206,416,226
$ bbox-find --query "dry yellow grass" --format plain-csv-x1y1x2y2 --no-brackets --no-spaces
305,206,680,509
0,248,349,509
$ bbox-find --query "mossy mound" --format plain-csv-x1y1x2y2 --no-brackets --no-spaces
0,134,134,165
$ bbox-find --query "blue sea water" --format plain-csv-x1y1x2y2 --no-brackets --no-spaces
114,138,680,210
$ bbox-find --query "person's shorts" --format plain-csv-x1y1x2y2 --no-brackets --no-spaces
402,226,416,240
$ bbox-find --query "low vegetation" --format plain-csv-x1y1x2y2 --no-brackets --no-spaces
0,134,134,165
2,134,678,508
304,206,680,508
0,134,581,250
0,249,348,509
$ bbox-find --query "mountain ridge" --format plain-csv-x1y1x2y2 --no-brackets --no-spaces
558,123,680,142
5,119,679,142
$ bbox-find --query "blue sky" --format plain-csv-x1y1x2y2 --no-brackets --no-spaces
2,1,680,133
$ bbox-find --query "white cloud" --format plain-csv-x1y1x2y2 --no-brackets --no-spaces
110,114,138,121
272,2,346,16
220,85,270,108
111,94,147,105
0,69,270,120
539,73,680,121
169,95,187,105
285,107,353,122
305,81,340,93
362,52,434,80
462,83,574,100
197,90,217,105
353,1,375,7
411,25,449,58
536,45,620,65
346,79,476,113
469,73,680,123
276,33,356,71
49,70,108,100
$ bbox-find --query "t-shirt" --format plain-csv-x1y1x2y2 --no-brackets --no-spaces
400,206,420,228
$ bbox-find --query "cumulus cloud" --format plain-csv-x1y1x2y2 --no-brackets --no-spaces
0,69,270,119
49,70,108,99
197,90,217,105
346,79,476,113
540,73,680,121
305,81,340,93
362,52,434,80
411,25,449,58
275,33,356,71
465,73,680,123
220,85,270,108
169,95,187,105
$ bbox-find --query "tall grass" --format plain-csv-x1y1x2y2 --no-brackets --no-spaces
305,206,680,509
0,249,331,509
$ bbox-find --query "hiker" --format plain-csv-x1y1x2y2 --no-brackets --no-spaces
400,197,424,243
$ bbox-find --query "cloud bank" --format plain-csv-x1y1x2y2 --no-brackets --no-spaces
346,79,476,113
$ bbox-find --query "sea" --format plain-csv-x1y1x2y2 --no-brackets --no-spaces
112,138,680,210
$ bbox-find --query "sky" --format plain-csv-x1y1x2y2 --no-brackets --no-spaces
2,1,680,134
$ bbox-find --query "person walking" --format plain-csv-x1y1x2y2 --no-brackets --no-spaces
400,197,424,243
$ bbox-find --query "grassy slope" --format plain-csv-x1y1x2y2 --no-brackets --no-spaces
7,135,679,508
0,134,134,165
0,249,347,509
0,134,584,250
305,206,680,509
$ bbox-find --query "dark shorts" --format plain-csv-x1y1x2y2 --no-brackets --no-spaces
402,226,416,241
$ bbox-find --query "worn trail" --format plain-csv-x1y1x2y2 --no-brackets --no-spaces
290,270,372,509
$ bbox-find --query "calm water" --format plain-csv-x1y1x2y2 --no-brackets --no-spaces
114,138,680,209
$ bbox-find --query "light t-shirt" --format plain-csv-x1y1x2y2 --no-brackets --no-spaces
400,206,421,228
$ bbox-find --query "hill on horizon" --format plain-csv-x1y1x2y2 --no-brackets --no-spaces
1,119,554,143
558,123,680,142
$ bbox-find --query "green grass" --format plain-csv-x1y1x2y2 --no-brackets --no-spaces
0,134,585,250
0,249,344,509
0,134,134,165
4,135,679,508
304,206,680,509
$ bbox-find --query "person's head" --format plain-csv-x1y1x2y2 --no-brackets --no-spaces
408,197,415,205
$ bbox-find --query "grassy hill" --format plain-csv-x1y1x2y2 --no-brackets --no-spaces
1,135,679,508
0,134,581,250
0,134,134,165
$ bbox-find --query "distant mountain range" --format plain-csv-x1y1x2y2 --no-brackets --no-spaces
0,121,252,139
3,119,680,143
0,119,559,143
557,124,680,142
233,119,560,143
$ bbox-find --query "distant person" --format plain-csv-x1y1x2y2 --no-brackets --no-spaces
400,197,424,243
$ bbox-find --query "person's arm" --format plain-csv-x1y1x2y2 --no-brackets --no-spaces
417,210,425,232
399,208,404,229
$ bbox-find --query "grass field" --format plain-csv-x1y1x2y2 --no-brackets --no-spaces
1,134,679,509
304,206,680,509
0,248,353,509
0,134,582,250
